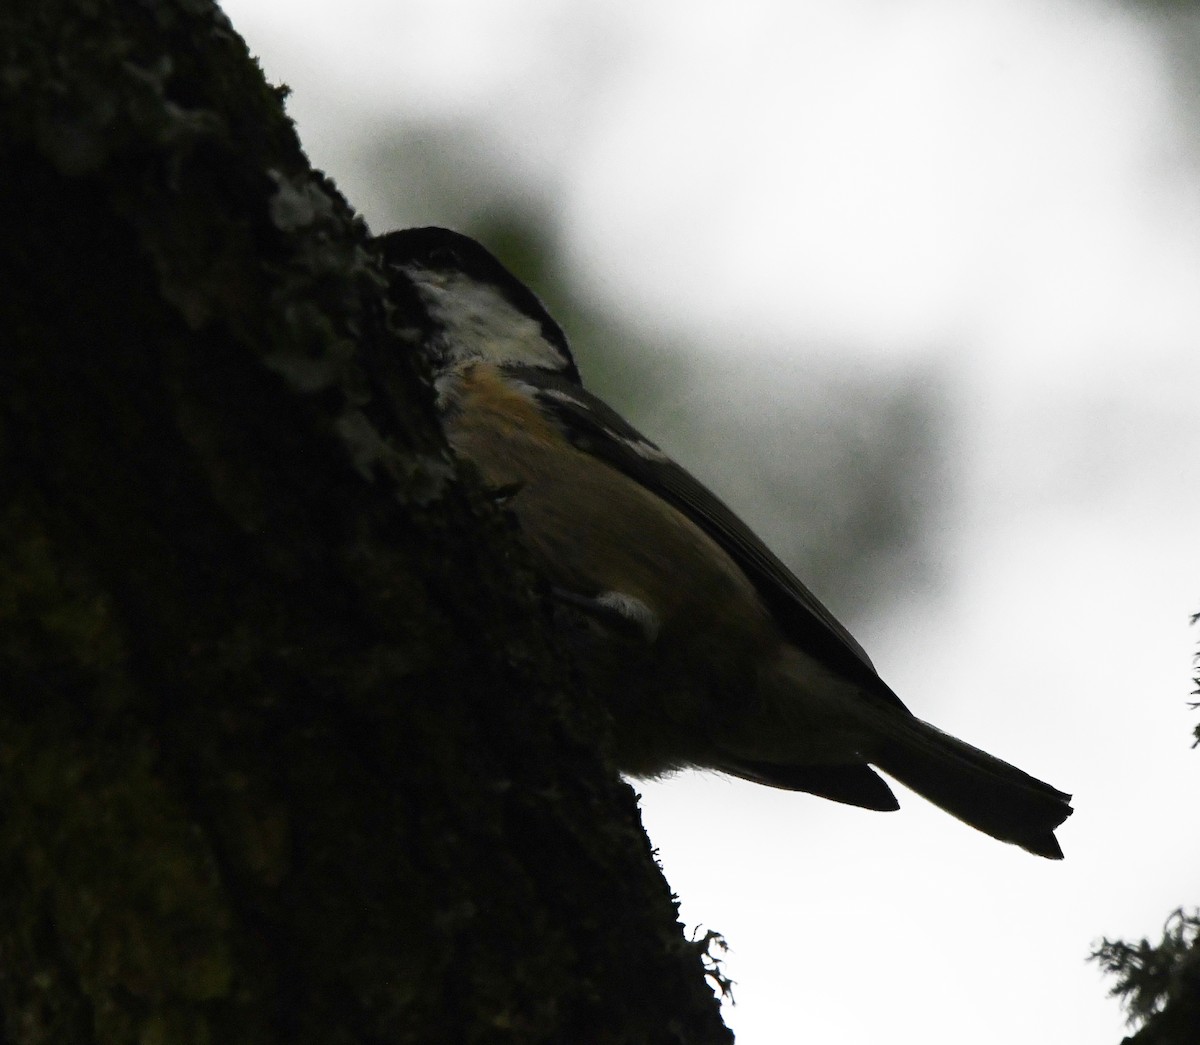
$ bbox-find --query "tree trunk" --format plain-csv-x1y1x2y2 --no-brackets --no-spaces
0,2,731,1042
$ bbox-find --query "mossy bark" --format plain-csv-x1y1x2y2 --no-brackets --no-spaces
0,2,731,1042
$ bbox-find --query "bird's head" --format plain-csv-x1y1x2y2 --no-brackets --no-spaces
377,226,580,384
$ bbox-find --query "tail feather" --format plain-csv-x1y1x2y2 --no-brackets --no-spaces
718,757,901,811
872,718,1073,859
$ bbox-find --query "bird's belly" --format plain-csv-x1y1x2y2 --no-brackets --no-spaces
447,416,785,772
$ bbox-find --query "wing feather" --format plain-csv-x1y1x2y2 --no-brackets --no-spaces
512,367,906,709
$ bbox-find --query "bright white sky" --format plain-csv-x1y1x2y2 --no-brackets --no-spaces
221,1,1200,1041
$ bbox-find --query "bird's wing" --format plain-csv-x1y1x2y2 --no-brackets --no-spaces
515,368,905,707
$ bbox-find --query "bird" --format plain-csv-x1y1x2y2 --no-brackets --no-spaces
377,225,1073,859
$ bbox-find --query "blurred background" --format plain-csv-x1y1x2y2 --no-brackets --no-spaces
220,0,1200,1040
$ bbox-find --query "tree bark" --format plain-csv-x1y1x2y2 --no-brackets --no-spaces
0,2,732,1042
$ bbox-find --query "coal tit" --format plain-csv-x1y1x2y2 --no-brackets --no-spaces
377,226,1072,859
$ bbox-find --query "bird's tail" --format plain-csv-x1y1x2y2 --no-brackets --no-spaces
872,717,1073,859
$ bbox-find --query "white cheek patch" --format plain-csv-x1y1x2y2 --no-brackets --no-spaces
410,267,564,371
595,591,661,642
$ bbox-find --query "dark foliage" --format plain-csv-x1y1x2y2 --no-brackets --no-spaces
1093,911,1200,1045
1091,615,1200,1045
